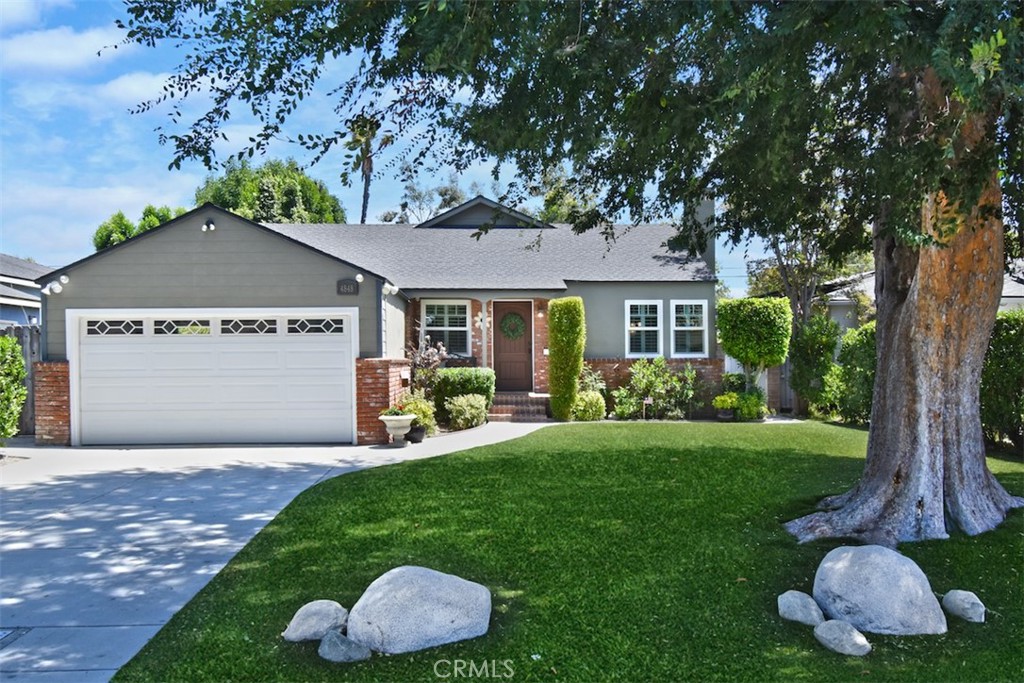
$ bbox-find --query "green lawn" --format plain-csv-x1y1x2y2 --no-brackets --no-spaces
115,423,1023,682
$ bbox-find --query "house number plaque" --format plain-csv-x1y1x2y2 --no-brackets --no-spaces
337,279,359,295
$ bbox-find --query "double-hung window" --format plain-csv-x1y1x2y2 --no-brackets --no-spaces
625,300,662,357
422,301,470,356
670,300,708,358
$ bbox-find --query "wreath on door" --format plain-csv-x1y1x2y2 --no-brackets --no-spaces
499,312,527,341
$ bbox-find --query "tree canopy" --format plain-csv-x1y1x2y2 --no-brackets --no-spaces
93,205,187,251
194,158,346,223
121,0,1023,543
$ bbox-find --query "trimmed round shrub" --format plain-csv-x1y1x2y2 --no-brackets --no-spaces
789,314,840,406
0,336,27,441
434,367,495,424
571,390,606,422
445,394,488,431
981,309,1024,451
717,298,792,388
548,297,586,421
836,321,876,426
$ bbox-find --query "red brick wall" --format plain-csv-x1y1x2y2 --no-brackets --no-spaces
533,298,550,392
34,361,70,445
356,358,412,444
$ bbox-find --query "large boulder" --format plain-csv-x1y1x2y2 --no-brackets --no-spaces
814,620,871,656
347,566,491,654
282,600,349,642
778,590,824,626
813,545,946,635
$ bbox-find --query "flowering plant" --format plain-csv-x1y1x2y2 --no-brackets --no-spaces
380,403,412,416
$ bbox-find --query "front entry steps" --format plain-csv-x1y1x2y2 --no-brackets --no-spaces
489,392,551,423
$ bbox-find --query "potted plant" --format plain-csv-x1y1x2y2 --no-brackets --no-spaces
711,392,739,421
397,390,437,444
379,403,416,446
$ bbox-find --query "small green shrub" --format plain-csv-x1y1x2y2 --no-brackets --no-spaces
789,314,840,407
571,390,606,422
717,297,792,388
836,321,876,426
434,367,496,423
0,336,27,442
578,363,607,394
812,362,844,418
735,389,769,421
721,372,746,393
712,392,739,410
981,309,1024,451
396,390,437,436
611,357,701,420
445,394,488,431
549,297,586,421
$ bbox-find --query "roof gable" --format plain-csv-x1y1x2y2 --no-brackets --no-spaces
415,195,551,230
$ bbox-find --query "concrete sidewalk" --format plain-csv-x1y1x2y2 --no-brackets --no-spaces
0,423,548,682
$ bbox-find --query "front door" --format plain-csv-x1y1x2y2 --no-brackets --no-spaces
493,301,533,392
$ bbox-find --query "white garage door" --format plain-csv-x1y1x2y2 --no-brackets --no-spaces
73,311,355,445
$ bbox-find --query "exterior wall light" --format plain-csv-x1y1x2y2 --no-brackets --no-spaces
355,273,364,283
202,220,216,232
59,275,70,284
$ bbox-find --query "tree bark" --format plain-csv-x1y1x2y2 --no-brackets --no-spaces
785,177,1023,545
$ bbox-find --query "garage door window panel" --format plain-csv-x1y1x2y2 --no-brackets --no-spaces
86,320,144,336
287,318,345,334
155,319,212,335
221,318,278,335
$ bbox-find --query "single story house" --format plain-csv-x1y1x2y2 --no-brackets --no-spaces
1,253,54,326
34,196,721,446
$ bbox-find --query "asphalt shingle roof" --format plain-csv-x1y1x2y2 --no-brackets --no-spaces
0,282,40,302
1,253,54,281
265,222,712,290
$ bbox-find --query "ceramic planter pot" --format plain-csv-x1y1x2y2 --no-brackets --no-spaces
379,414,415,446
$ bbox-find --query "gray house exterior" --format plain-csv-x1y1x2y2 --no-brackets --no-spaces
35,197,719,446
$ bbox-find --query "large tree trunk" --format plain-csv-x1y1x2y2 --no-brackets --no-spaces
785,177,1023,545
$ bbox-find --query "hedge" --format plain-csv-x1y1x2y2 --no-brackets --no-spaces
717,297,792,388
548,297,586,421
0,336,27,441
789,314,841,406
981,309,1024,451
835,321,876,426
433,367,496,424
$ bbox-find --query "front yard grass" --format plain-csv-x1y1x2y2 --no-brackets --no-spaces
115,422,1023,682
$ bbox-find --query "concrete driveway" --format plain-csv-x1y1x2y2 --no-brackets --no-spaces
0,423,547,682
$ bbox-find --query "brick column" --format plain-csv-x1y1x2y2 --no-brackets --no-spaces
356,358,412,445
34,361,70,445
533,298,550,392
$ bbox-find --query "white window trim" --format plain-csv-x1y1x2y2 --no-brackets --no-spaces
624,299,662,358
420,299,472,356
670,299,709,359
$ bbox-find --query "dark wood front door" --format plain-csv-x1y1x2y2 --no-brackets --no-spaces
493,301,533,392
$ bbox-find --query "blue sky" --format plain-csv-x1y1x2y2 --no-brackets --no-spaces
1,0,757,294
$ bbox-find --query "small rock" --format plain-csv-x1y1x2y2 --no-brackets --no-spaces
347,566,491,654
778,590,824,626
318,630,372,663
942,590,986,623
813,545,946,635
282,600,348,642
814,620,872,656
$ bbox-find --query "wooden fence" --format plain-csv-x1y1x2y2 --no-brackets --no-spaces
1,325,41,435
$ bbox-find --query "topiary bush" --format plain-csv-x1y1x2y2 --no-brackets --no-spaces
717,297,792,390
571,390,606,422
434,367,496,424
548,297,586,421
836,321,876,426
445,394,488,431
0,336,27,442
610,357,701,420
396,389,437,436
981,309,1024,451
789,314,841,407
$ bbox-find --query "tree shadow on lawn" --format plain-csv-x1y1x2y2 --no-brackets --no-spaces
112,425,1024,682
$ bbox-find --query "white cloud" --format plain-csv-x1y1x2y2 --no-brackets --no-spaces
0,25,135,72
0,0,72,34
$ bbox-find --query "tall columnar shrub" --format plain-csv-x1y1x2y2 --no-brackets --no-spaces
548,296,586,421
789,314,841,407
0,337,28,441
836,321,877,426
433,367,496,424
717,298,792,389
980,309,1024,451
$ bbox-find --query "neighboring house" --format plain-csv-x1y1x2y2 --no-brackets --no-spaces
1,253,54,326
33,197,720,446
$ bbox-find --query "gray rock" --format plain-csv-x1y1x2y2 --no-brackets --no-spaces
347,566,491,654
778,590,825,626
813,545,946,635
282,600,349,642
942,590,986,623
318,630,372,663
814,620,872,656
